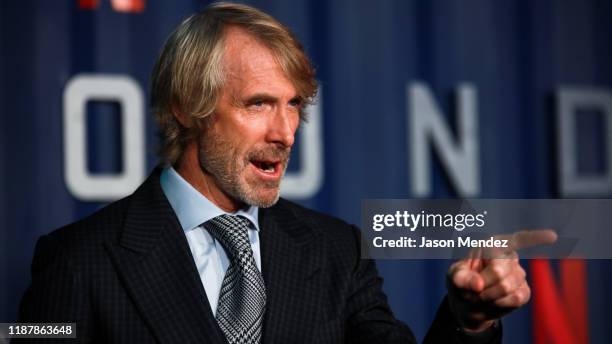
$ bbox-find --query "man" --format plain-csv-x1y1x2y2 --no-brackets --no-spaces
20,3,536,343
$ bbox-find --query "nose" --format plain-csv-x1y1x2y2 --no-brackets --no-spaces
266,107,297,148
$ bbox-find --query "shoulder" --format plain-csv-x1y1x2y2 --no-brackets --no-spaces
270,198,362,255
42,168,166,253
36,196,132,265
21,197,135,300
274,197,357,230
51,196,130,242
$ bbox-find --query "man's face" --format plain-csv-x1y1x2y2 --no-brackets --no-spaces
195,27,301,209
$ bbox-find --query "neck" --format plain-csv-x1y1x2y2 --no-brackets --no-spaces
174,143,245,213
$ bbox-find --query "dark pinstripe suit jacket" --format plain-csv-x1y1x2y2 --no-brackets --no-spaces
19,168,500,343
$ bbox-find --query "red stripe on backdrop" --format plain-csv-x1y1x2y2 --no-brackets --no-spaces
78,0,145,12
560,260,589,344
111,0,145,13
530,259,588,344
78,0,99,10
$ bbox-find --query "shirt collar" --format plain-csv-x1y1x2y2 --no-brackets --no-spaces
160,167,260,232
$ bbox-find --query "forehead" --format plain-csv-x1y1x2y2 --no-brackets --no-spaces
221,26,292,89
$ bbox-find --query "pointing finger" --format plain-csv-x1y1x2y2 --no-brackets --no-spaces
508,229,558,251
480,229,559,258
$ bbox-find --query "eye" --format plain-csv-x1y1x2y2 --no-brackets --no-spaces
246,98,271,112
289,97,302,108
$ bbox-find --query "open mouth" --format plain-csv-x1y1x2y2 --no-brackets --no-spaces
250,159,280,175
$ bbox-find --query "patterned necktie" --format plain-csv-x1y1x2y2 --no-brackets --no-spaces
203,214,266,344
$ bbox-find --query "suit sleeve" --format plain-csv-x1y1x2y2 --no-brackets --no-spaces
344,225,417,344
18,234,93,343
344,225,502,344
424,296,502,344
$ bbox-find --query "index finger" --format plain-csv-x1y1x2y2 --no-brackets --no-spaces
475,229,558,259
507,229,558,251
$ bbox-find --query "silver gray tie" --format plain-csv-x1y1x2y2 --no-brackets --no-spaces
204,214,266,344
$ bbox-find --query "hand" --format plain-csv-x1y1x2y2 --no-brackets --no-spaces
446,229,558,332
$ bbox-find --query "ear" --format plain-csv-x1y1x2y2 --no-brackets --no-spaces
171,103,194,128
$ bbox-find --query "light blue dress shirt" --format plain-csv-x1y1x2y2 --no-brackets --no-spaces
160,167,261,316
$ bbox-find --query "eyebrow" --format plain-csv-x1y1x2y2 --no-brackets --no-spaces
244,93,278,104
242,93,302,105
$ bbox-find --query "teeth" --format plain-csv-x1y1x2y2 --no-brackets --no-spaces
252,160,276,173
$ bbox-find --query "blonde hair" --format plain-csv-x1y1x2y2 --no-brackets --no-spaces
150,2,318,165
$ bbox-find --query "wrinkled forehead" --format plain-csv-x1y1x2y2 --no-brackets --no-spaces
220,26,299,90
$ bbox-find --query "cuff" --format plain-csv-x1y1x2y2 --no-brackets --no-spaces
456,319,502,344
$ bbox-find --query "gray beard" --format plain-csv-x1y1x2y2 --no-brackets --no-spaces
196,129,289,208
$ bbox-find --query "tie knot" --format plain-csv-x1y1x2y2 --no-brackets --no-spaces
204,214,252,256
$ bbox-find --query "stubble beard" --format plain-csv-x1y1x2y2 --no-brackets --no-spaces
197,128,290,208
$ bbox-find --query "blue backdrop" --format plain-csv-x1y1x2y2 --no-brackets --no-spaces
2,0,612,342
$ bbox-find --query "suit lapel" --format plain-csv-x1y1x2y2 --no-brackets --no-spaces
105,169,226,343
259,202,324,343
